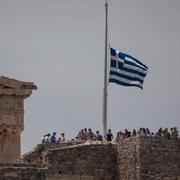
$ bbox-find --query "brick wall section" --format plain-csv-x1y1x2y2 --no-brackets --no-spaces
117,137,140,180
0,163,45,180
139,137,180,180
47,143,117,180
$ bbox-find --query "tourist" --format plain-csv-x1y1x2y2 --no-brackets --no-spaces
61,133,66,142
50,132,57,144
42,135,46,144
116,131,124,142
88,128,95,140
124,129,131,138
76,129,85,142
57,136,61,143
163,128,170,139
146,128,151,136
105,129,113,141
42,133,50,144
139,128,146,137
95,131,103,141
45,133,51,144
84,128,88,141
156,127,163,137
132,129,137,137
171,127,179,139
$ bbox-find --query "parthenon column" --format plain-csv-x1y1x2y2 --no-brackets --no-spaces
0,76,37,163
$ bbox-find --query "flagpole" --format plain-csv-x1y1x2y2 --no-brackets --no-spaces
103,0,108,137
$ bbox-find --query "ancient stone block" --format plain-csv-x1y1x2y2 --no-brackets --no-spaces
0,76,37,163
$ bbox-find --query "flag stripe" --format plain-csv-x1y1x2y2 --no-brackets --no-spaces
123,63,147,75
110,68,145,81
123,53,148,69
111,60,147,77
124,57,147,71
110,71,144,84
109,78,143,89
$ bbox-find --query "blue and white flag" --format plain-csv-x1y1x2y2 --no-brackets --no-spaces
109,47,148,89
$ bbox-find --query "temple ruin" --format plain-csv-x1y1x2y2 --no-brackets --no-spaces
0,76,37,163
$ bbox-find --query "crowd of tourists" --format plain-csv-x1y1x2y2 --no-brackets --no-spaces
115,127,179,142
41,127,179,144
75,128,113,142
42,132,66,144
41,128,113,144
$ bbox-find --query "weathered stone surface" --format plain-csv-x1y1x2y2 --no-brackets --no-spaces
139,137,180,180
0,76,37,96
20,137,180,180
47,143,117,180
117,137,140,180
46,174,94,180
0,163,45,180
21,142,83,168
117,137,180,180
0,76,37,163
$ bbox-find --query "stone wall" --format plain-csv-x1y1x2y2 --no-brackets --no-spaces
117,137,140,180
22,142,82,167
13,137,180,180
117,137,180,180
139,137,180,180
0,163,45,180
46,174,94,180
47,143,117,180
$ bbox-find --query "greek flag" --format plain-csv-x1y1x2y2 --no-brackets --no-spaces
109,47,148,89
